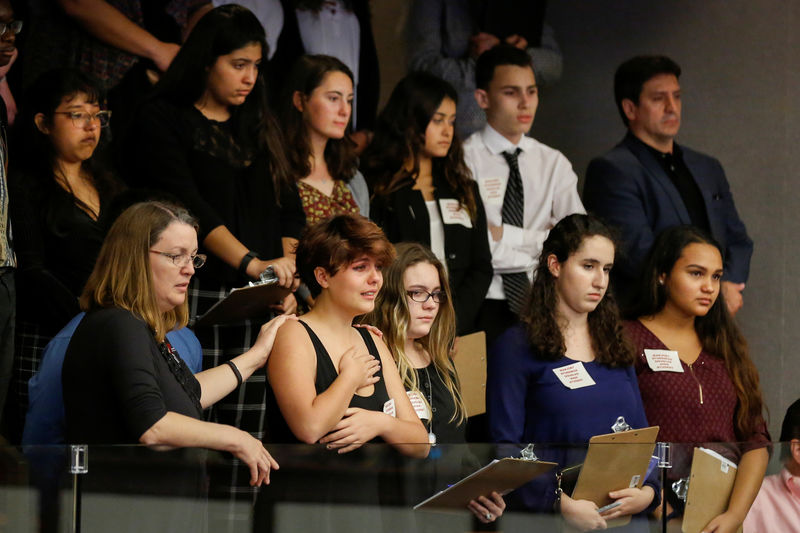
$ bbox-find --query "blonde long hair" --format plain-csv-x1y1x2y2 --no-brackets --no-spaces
364,243,466,426
80,201,198,342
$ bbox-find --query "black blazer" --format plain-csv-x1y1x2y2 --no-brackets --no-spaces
584,134,753,293
371,176,492,335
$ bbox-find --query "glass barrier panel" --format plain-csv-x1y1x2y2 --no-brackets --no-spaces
56,440,786,533
0,444,75,533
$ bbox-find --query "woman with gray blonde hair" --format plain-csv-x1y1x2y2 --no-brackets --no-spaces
62,201,293,486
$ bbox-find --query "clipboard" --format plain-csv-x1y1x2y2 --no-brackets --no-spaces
571,426,659,528
194,281,290,327
452,331,487,417
414,456,556,511
682,447,741,533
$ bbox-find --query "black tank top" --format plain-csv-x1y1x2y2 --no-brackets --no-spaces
264,321,391,443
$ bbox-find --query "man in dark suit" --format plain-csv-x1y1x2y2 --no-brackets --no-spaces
583,55,752,314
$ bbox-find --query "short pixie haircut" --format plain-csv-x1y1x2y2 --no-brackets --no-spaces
296,214,396,297
475,44,533,90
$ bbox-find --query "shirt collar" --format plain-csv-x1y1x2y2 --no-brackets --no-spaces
481,124,529,155
626,131,683,160
782,467,800,500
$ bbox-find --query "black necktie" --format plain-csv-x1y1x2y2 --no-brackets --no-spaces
500,149,529,316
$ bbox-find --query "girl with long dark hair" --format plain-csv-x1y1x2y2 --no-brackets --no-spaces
120,4,305,503
624,225,769,531
7,67,123,439
488,214,657,531
364,71,492,335
279,54,369,223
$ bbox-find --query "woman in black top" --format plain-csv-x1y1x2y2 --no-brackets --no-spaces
265,214,428,454
364,72,492,335
7,68,123,440
365,242,505,525
256,214,427,533
119,6,305,490
63,201,289,482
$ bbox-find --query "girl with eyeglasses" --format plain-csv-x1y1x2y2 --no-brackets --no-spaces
364,242,506,526
6,67,123,441
364,71,492,336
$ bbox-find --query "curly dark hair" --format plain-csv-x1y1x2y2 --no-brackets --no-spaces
625,225,766,439
523,214,633,367
361,71,477,219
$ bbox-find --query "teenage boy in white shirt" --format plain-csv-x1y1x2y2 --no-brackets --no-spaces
463,44,584,345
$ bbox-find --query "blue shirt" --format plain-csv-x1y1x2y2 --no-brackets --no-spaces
487,324,657,518
22,312,203,445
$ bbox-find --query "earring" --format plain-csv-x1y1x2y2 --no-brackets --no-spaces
658,279,665,286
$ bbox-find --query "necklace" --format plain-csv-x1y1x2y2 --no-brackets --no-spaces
421,366,436,445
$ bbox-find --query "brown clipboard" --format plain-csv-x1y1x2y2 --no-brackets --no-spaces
452,331,487,417
682,447,741,533
194,282,290,327
571,426,659,528
414,457,556,511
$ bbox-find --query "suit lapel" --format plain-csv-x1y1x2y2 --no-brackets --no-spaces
623,135,691,224
680,146,722,239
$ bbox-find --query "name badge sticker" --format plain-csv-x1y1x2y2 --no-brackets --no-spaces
383,398,396,418
552,362,596,390
438,199,473,228
479,177,504,205
406,390,430,420
644,349,684,373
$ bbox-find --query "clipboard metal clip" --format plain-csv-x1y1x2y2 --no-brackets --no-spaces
611,416,631,433
520,443,539,461
672,476,690,501
248,266,278,287
656,441,672,468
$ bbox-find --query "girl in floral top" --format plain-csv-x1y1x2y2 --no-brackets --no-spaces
279,54,369,224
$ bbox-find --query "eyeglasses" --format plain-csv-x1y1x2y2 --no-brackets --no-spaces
53,110,112,128
150,250,207,269
406,289,446,304
0,20,22,38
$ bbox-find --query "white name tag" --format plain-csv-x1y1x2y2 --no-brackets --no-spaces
383,398,396,418
406,390,431,420
438,199,472,228
644,349,684,373
552,362,596,389
479,177,505,205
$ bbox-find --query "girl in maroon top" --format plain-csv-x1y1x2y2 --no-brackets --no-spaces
624,225,768,533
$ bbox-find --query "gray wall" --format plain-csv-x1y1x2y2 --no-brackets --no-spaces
373,1,799,437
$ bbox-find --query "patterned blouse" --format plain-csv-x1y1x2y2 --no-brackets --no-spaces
297,179,359,225
624,319,770,480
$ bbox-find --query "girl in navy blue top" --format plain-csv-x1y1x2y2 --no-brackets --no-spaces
487,214,657,531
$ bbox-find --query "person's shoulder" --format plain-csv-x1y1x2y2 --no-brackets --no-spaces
490,323,533,358
462,130,483,149
273,319,312,350
523,135,566,158
676,142,722,168
586,136,636,165
77,307,148,336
